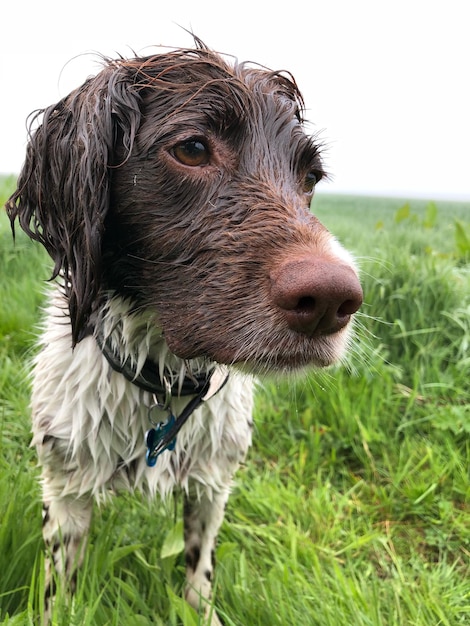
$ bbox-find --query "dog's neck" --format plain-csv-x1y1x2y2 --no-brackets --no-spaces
95,294,214,396
96,329,210,397
92,293,229,466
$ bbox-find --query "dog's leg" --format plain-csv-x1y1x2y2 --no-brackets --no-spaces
41,487,93,622
184,487,230,626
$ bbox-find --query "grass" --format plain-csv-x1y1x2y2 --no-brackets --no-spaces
0,173,469,625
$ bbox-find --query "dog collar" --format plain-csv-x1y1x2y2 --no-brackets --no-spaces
96,331,210,397
95,332,229,465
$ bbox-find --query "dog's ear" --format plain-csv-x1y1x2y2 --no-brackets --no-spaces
6,63,142,345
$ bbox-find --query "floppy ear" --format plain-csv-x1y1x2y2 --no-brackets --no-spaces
6,63,142,345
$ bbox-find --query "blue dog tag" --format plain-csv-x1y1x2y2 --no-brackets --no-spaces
145,413,177,466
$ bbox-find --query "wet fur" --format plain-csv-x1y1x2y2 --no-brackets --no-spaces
7,40,361,624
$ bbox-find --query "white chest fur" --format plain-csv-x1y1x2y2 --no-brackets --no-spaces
31,290,254,503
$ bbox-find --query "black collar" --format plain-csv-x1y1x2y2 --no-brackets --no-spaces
95,331,229,466
96,331,210,396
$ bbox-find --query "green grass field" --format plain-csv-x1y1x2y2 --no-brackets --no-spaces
0,173,469,625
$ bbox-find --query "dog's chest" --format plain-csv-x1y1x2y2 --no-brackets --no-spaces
31,296,254,501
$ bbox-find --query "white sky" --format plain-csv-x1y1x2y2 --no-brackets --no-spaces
1,0,469,201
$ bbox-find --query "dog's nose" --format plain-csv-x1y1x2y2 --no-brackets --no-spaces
270,257,363,336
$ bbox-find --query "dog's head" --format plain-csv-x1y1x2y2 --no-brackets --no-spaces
7,39,362,372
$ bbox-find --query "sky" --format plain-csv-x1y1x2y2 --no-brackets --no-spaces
1,0,469,201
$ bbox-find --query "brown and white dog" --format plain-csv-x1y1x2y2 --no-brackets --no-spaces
7,39,362,624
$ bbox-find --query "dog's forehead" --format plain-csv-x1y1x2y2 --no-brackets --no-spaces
130,49,301,98
104,49,314,166
135,67,305,156
130,50,303,124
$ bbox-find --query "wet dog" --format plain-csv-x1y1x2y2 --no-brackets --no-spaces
7,39,362,624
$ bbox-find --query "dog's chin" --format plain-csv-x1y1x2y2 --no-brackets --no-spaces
164,325,350,376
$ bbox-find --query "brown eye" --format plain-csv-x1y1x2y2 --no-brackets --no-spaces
303,171,319,195
172,139,210,167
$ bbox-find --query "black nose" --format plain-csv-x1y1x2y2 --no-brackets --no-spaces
270,256,363,336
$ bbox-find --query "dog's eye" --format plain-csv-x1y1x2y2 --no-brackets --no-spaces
172,139,210,167
303,171,319,195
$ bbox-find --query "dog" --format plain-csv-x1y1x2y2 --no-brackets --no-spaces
6,39,363,624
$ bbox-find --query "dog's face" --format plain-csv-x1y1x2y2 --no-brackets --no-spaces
7,43,362,373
